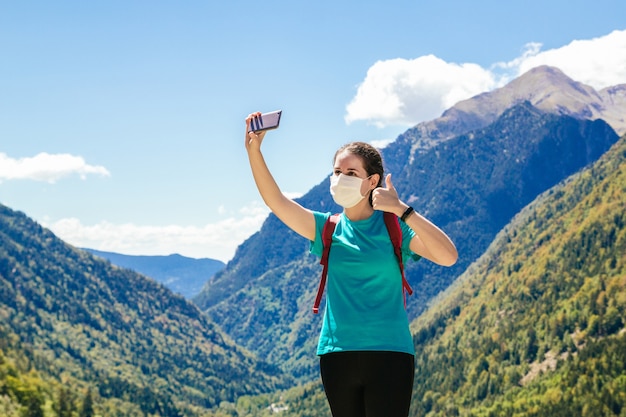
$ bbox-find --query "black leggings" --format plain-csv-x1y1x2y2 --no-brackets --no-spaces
320,351,415,417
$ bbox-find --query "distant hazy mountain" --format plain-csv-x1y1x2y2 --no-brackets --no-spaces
83,249,224,299
0,205,290,415
194,66,622,381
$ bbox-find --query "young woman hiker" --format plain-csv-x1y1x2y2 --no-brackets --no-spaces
244,112,458,417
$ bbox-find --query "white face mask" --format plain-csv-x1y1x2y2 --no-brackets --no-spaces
329,174,370,208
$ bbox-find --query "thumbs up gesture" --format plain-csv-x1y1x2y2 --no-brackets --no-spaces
372,173,403,215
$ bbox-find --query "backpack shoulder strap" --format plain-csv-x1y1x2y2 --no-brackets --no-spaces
383,212,414,302
313,214,340,314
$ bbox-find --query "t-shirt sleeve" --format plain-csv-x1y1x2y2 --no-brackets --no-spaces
309,211,332,258
400,219,422,263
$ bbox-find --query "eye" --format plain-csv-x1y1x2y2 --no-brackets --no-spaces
333,169,342,176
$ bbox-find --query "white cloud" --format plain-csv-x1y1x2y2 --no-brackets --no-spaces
0,152,110,183
511,29,626,90
43,201,271,263
370,138,394,149
345,55,498,127
346,29,626,128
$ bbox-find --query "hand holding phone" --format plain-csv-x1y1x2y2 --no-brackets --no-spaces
248,110,282,133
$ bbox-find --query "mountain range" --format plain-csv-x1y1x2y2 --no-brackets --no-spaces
1,64,625,416
193,66,624,381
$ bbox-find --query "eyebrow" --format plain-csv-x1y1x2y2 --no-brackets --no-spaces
334,167,361,172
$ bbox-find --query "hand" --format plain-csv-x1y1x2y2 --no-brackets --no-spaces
244,112,268,151
372,173,405,216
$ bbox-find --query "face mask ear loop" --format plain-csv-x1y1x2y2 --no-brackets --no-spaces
364,175,377,207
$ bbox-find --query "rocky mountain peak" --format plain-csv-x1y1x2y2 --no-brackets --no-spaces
407,65,626,152
598,83,626,133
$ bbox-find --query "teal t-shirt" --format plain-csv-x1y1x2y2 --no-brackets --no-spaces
310,210,420,356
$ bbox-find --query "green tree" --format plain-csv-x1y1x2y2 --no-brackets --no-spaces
22,393,44,417
54,386,76,417
79,388,94,417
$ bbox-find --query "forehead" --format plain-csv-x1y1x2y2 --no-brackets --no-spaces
333,150,365,170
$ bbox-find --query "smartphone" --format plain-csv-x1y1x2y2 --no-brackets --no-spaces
248,110,282,132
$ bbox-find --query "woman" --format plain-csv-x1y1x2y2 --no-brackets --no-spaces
245,112,458,417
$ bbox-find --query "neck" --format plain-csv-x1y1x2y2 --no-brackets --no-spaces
344,202,374,221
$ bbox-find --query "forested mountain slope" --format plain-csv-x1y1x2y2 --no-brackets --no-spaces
407,135,626,416
0,205,290,416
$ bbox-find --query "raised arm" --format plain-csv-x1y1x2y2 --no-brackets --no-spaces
244,112,316,241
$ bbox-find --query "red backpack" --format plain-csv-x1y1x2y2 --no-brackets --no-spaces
312,212,414,314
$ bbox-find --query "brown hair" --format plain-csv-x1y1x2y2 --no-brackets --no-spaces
334,141,384,206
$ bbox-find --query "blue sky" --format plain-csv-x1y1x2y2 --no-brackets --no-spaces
1,1,625,262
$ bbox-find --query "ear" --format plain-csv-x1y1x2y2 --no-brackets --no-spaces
369,173,381,189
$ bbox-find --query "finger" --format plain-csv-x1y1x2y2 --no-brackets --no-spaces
245,114,256,134
245,112,262,130
385,173,394,190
